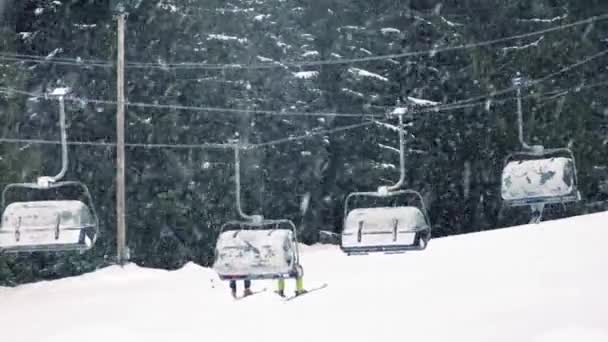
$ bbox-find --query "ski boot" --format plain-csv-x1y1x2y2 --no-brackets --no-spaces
243,288,253,297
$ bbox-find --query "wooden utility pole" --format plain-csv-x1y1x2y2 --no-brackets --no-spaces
116,13,127,265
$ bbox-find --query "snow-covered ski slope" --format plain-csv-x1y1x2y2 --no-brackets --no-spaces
1,212,607,342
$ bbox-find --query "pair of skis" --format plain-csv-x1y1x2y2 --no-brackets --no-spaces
232,288,268,300
233,283,328,301
280,283,328,301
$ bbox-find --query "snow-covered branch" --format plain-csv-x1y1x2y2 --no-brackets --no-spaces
373,120,413,132
502,36,544,53
293,71,319,79
348,68,389,82
440,16,463,27
407,96,440,107
378,143,427,155
517,14,568,23
378,143,400,154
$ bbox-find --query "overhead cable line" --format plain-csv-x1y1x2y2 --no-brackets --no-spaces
402,48,608,115
0,87,383,118
250,121,375,149
0,120,374,151
1,13,606,70
126,13,608,70
1,81,607,151
1,48,605,120
0,137,235,150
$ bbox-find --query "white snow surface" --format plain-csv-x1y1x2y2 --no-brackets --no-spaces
2,212,608,342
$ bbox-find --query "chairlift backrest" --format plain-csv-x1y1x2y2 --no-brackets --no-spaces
344,206,428,233
213,228,298,280
501,156,578,204
0,200,96,253
341,206,430,253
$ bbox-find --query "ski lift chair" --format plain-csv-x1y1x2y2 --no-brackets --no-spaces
212,143,303,281
501,148,581,207
500,75,581,222
0,88,99,253
0,183,99,253
341,106,431,255
213,217,302,280
341,188,431,255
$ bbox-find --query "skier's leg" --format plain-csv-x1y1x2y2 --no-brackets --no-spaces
295,265,306,296
295,276,306,295
229,280,237,298
277,278,285,297
243,279,252,296
529,203,545,224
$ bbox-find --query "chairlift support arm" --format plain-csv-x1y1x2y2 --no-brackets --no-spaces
233,144,261,222
41,94,70,183
516,86,533,150
55,96,69,182
387,113,406,191
513,75,540,152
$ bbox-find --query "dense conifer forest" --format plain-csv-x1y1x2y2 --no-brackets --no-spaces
1,0,607,285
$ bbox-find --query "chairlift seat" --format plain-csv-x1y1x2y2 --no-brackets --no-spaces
213,229,298,280
341,206,430,254
0,200,97,253
501,156,580,206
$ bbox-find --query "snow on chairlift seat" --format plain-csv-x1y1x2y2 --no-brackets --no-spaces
342,206,429,251
501,157,578,206
213,229,298,280
0,200,96,253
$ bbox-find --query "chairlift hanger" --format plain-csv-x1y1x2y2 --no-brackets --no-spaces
500,73,581,223
213,141,302,281
341,104,432,255
0,88,99,253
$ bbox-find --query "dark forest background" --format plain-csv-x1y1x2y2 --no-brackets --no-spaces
1,0,607,285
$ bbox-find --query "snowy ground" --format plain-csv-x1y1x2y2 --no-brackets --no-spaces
1,212,607,342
